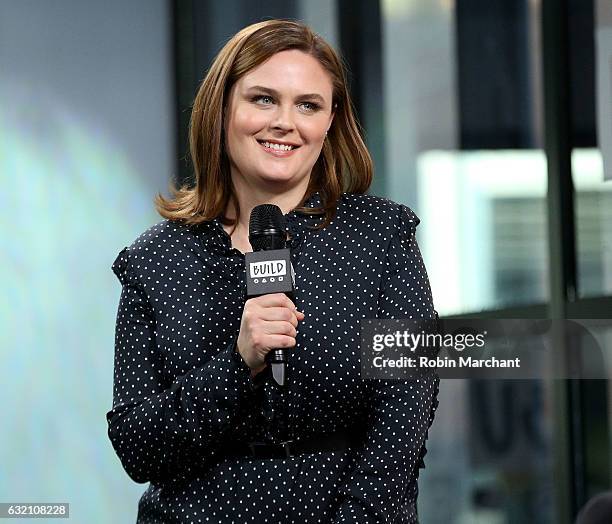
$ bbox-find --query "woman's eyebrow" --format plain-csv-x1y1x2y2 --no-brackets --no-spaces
245,85,326,104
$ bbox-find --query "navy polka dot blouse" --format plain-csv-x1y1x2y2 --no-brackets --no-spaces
107,192,439,523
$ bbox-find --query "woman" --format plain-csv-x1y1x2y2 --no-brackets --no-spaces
107,19,439,523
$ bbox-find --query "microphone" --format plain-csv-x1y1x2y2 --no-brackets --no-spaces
245,204,296,386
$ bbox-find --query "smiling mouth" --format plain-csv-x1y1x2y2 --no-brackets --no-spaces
257,140,300,152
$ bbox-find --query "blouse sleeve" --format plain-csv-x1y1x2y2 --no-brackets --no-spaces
332,206,440,523
106,246,262,485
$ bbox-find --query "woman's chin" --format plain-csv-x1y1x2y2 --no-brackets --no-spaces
255,171,305,187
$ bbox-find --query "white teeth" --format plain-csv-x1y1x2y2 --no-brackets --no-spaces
261,141,294,151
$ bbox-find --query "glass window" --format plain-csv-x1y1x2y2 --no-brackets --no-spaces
573,150,612,297
573,0,612,298
379,1,557,522
381,0,549,316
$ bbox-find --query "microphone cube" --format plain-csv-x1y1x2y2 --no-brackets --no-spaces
245,248,295,298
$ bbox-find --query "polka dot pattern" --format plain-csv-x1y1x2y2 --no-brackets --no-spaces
106,192,439,523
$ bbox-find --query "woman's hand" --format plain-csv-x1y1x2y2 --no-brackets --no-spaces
236,293,305,376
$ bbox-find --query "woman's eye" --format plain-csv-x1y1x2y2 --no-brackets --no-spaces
252,95,320,112
253,95,274,105
299,102,320,112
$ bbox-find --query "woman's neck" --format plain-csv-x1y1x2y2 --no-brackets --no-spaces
226,176,310,230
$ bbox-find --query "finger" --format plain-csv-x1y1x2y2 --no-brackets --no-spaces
262,320,297,338
265,334,297,349
252,293,295,309
257,306,299,325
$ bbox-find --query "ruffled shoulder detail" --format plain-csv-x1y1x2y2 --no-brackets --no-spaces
381,205,423,281
111,246,131,286
397,205,421,244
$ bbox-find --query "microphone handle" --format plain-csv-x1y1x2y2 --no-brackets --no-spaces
264,290,294,386
266,349,287,364
265,350,287,386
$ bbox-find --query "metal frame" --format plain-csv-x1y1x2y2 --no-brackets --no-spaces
338,0,386,196
541,0,581,521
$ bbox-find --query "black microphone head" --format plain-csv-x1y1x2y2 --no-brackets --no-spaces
248,204,287,251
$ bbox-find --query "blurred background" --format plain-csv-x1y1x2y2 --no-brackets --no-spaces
1,0,610,522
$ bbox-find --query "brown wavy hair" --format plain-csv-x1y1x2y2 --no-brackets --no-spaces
155,19,373,229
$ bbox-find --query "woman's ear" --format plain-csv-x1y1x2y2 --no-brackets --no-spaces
328,105,336,132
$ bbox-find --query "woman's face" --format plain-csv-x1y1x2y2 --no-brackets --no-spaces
224,49,335,192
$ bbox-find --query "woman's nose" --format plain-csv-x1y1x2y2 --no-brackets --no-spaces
270,104,295,131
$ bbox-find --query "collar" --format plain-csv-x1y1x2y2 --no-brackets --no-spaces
193,191,325,256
